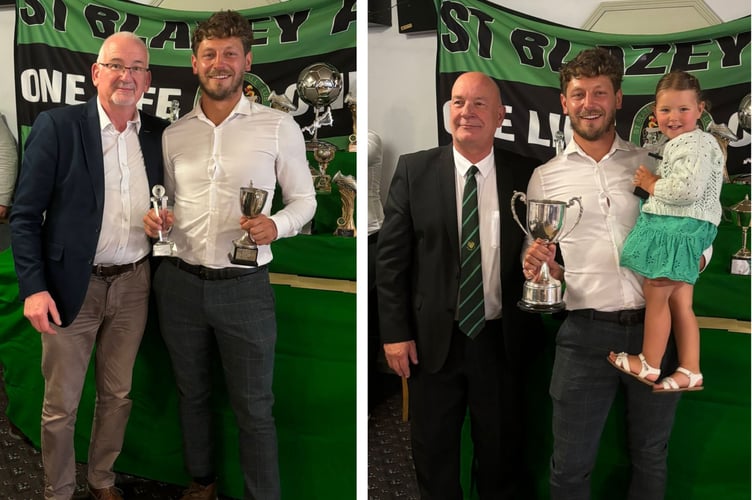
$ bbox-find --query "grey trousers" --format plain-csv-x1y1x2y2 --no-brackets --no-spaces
41,261,149,500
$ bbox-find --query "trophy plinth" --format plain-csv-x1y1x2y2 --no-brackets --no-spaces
150,185,177,257
511,191,583,313
229,184,268,267
725,194,752,275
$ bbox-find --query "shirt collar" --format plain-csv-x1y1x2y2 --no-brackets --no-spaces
191,95,254,125
96,99,141,133
565,133,635,161
452,147,494,178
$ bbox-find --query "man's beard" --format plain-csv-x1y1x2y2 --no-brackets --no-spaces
198,71,243,101
570,108,616,141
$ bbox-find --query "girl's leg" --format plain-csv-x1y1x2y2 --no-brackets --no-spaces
609,278,676,380
664,282,701,386
640,278,678,370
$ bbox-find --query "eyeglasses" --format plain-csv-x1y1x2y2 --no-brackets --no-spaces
98,62,149,75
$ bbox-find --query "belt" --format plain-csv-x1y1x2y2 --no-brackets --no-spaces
92,255,148,277
569,308,645,326
166,257,265,281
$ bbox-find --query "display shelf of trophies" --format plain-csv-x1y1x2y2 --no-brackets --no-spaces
693,181,751,322
268,62,357,283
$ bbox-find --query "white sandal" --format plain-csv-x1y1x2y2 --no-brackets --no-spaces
608,352,660,387
654,367,704,393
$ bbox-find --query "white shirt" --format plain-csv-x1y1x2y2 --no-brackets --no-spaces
93,100,151,265
526,135,657,312
162,96,317,268
453,148,502,320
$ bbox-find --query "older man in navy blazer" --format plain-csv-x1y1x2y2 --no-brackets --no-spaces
10,32,166,500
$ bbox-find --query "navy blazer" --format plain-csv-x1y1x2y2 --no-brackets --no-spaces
376,144,542,374
10,98,167,327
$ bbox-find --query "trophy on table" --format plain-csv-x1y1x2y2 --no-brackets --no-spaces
269,90,297,113
724,194,752,275
229,182,268,266
553,130,566,156
345,92,357,152
297,62,343,193
332,171,356,237
511,191,583,312
150,185,177,257
168,99,180,123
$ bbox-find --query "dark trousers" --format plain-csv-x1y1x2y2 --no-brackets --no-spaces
154,261,280,500
549,313,681,500
408,320,524,500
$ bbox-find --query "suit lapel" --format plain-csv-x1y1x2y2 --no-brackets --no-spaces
438,147,459,255
137,112,160,187
81,99,105,212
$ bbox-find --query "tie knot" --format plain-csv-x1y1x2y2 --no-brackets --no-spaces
467,165,478,179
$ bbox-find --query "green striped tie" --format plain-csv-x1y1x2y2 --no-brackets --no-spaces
458,165,485,338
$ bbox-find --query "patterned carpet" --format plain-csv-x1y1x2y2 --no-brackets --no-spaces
367,374,419,500
0,366,206,500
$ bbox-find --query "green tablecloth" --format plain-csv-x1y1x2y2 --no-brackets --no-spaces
0,147,357,499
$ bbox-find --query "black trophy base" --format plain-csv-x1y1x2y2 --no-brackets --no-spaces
334,228,355,237
229,246,259,267
517,300,566,314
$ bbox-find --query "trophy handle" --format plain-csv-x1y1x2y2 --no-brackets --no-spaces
510,191,530,237
555,196,583,242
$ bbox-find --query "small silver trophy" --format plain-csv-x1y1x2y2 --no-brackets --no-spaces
229,182,269,266
150,185,177,257
311,141,335,194
724,194,752,275
333,171,356,237
511,191,583,312
553,130,566,156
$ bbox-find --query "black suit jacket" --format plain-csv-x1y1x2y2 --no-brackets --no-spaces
376,144,541,374
10,98,167,327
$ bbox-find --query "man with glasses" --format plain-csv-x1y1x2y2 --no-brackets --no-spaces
10,31,167,500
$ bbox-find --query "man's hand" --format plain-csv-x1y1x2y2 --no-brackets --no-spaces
522,239,562,281
143,208,174,239
383,340,418,378
0,205,8,220
241,214,278,246
24,291,61,334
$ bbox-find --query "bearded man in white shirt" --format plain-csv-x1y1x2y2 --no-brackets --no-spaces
522,48,708,500
143,10,316,500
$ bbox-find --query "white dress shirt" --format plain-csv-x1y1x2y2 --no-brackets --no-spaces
526,135,658,312
453,148,502,320
162,96,317,268
93,100,151,265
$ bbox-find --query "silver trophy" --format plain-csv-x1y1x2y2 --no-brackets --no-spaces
150,185,177,257
511,191,583,312
229,182,269,266
311,141,335,193
724,194,752,275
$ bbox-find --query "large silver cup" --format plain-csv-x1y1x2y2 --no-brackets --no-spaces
511,191,583,312
229,183,268,266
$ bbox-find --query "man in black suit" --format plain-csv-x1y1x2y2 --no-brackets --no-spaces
10,31,166,500
376,71,542,499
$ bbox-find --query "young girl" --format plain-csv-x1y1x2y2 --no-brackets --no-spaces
608,71,724,392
